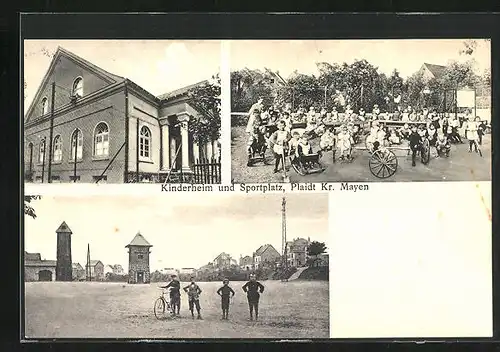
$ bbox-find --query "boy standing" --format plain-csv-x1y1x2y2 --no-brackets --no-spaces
183,277,203,320
217,279,235,320
160,274,181,316
409,124,421,167
242,274,265,321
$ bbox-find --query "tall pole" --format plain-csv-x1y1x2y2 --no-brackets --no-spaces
282,197,287,273
47,82,56,183
86,243,91,281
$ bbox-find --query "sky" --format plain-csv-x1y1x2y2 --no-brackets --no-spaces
23,40,221,113
24,193,328,271
230,39,491,79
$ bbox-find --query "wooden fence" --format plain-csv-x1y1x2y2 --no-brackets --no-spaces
192,157,221,184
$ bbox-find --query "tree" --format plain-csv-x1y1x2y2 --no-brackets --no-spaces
230,68,276,112
24,195,41,219
307,241,327,267
186,74,221,155
276,72,323,110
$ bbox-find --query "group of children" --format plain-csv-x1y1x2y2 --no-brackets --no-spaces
246,99,487,171
160,274,265,321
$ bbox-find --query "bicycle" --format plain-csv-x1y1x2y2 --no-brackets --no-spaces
154,288,176,320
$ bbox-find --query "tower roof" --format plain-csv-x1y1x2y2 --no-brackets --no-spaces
56,221,72,234
125,232,152,248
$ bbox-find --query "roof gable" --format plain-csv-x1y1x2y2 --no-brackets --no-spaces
56,221,72,234
25,46,125,123
423,63,447,79
89,260,103,266
126,232,152,247
25,251,42,261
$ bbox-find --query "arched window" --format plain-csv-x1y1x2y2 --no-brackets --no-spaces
38,139,46,163
70,129,83,160
139,126,151,159
72,77,83,97
27,143,34,170
41,97,48,115
53,135,62,162
94,122,109,157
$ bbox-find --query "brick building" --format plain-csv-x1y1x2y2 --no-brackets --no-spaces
24,46,220,184
212,252,236,271
24,252,57,282
56,221,73,281
126,232,152,284
239,255,253,270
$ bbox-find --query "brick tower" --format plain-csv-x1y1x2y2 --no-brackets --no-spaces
55,221,73,281
126,232,152,284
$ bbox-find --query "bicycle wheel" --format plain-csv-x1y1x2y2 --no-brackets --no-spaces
154,298,165,320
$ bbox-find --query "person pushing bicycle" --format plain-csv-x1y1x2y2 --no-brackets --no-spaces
160,274,181,316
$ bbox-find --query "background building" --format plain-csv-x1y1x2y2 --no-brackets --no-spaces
24,252,57,282
126,232,152,284
24,47,220,184
286,238,311,268
253,244,281,269
87,260,105,281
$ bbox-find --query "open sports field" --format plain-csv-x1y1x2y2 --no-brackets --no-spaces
24,280,329,339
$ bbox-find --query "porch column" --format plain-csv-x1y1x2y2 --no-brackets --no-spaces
206,142,213,160
161,124,170,170
212,140,219,160
177,113,191,172
193,142,200,162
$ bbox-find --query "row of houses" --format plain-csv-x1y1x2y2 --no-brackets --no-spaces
198,237,328,275
24,251,124,282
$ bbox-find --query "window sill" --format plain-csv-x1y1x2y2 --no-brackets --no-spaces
139,158,154,164
51,160,63,165
68,159,84,164
92,156,110,162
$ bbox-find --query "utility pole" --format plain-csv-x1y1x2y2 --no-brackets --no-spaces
47,82,56,183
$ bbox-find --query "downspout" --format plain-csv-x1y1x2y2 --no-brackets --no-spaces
124,82,129,183
47,82,56,183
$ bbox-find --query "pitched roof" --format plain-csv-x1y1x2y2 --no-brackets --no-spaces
25,260,57,267
25,46,125,121
125,232,152,247
89,260,103,266
255,244,278,256
25,251,41,261
72,263,84,269
157,80,208,101
56,221,72,234
423,63,447,79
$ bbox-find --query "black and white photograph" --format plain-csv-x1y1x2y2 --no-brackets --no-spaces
230,39,491,183
23,193,329,339
24,40,222,185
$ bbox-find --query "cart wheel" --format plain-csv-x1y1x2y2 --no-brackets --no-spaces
291,160,307,176
421,138,430,165
369,149,398,179
154,298,165,320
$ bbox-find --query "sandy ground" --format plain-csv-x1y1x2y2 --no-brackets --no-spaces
231,126,491,183
24,280,329,339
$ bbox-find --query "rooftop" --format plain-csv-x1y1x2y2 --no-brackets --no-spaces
126,232,152,248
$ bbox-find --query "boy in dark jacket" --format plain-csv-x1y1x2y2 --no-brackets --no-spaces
217,279,235,320
183,277,203,320
409,125,421,167
242,274,265,321
160,274,181,315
